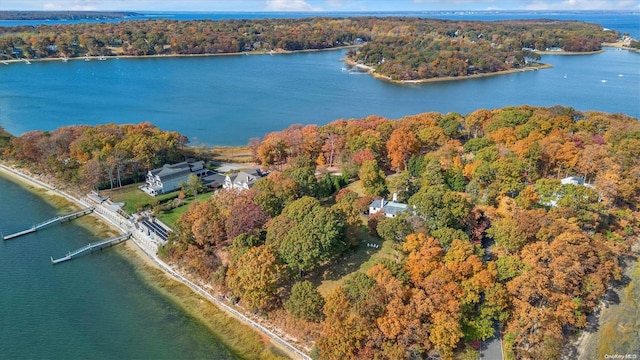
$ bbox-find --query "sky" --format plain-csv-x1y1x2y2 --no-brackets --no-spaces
1,0,638,12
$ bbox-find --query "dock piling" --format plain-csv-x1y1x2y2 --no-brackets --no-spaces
3,208,93,240
51,233,131,265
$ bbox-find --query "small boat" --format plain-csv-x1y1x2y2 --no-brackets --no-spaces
98,56,106,61
600,79,607,83
618,74,624,77
563,73,567,79
1,61,8,65
61,57,68,62
22,58,31,65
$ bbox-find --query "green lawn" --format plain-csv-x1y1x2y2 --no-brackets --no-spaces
156,192,213,228
315,221,398,297
346,179,366,197
103,183,178,213
102,184,213,228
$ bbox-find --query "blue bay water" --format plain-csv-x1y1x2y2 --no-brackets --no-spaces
0,11,639,359
0,175,235,359
0,47,638,146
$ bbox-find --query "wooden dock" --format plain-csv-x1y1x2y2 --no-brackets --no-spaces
51,233,131,265
3,208,94,240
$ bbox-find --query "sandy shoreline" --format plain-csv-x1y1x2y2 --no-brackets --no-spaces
0,44,359,64
0,162,307,360
343,57,553,84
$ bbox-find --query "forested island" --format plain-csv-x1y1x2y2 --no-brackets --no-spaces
0,11,140,20
0,17,618,81
1,105,638,359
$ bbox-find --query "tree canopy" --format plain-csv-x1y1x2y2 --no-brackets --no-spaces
0,17,617,81
4,105,638,359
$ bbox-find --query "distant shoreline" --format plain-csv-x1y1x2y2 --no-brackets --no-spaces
0,45,359,65
0,10,141,21
1,41,624,84
343,57,554,85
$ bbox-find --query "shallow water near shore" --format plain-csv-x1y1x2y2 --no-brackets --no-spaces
0,173,237,359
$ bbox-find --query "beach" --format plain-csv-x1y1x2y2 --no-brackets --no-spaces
0,162,308,360
0,44,360,64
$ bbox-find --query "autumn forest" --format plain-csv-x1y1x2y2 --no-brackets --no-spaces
1,105,638,359
0,17,618,80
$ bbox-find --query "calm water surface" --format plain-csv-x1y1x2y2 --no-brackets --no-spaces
0,11,638,358
0,174,235,359
0,48,638,145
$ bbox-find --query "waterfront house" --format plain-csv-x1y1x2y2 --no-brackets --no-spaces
202,172,226,189
142,160,207,196
369,194,409,218
223,169,263,191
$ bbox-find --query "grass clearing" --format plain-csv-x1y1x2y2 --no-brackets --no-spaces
102,183,214,228
346,179,366,197
315,223,397,297
596,259,640,358
103,183,178,213
210,146,253,164
156,192,214,228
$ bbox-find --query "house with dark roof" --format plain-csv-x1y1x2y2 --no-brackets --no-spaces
369,195,409,218
141,161,207,196
223,169,263,191
202,172,226,189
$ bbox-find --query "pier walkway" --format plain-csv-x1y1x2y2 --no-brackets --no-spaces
3,208,94,240
51,233,131,265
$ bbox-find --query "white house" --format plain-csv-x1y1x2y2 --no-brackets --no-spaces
561,175,595,189
369,194,409,218
561,176,585,186
223,169,263,191
141,161,207,196
542,176,596,206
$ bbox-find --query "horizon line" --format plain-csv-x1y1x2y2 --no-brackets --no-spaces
1,9,637,13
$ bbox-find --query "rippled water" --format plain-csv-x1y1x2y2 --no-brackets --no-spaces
0,48,637,146
0,174,235,359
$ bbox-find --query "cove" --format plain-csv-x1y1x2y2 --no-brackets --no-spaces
0,48,638,146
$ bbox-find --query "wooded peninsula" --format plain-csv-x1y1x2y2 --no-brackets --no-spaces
0,11,140,21
0,17,620,80
1,105,638,359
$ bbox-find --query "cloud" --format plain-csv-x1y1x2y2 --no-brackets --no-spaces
524,0,640,10
326,0,345,6
411,0,639,10
265,0,322,11
411,0,502,9
41,0,99,10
